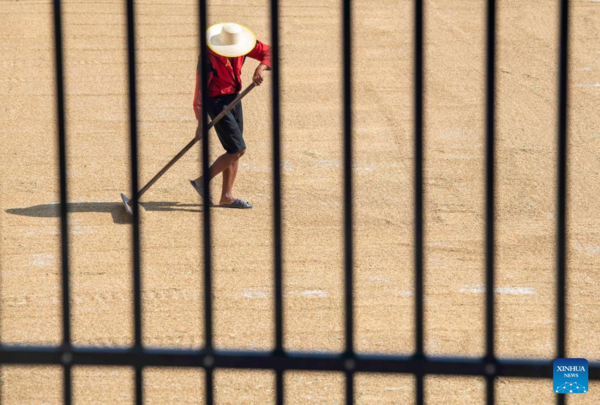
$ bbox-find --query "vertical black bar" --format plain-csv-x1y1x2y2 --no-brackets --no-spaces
270,0,285,401
197,1,213,404
485,0,497,404
342,1,354,404
125,0,143,404
51,1,72,404
135,368,143,405
345,376,354,405
276,371,284,405
556,1,569,404
414,0,425,404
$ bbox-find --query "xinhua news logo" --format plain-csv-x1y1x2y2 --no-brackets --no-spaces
553,358,588,394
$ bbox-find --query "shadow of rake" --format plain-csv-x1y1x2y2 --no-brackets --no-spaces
6,201,204,225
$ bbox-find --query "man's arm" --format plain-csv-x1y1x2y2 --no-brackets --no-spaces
193,71,203,138
252,63,269,86
194,57,215,138
193,71,202,120
246,41,271,86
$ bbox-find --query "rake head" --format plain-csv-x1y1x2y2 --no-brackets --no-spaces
121,193,133,216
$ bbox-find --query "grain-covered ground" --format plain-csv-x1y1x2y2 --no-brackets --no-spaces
1,0,599,403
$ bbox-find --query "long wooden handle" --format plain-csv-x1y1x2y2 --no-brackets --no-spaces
134,83,257,200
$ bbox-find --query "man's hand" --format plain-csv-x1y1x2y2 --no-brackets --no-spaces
253,64,268,86
195,120,202,139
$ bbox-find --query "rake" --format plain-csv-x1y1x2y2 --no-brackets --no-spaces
120,83,256,215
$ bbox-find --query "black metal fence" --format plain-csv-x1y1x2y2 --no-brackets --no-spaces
0,0,598,404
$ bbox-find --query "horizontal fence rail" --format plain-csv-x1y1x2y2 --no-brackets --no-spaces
0,0,596,404
0,346,599,379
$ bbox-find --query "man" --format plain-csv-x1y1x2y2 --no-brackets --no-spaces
190,22,271,209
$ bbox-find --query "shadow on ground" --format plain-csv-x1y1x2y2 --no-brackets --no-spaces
5,202,203,224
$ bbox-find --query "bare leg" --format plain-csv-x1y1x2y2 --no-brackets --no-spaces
193,151,244,203
220,158,240,204
194,152,239,183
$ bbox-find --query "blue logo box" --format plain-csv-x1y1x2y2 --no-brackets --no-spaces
553,358,588,394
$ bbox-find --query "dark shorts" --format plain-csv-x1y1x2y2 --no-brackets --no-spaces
206,93,245,154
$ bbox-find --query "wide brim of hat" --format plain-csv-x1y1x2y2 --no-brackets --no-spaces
207,23,256,57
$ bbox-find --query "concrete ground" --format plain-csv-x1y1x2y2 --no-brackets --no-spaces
1,0,599,403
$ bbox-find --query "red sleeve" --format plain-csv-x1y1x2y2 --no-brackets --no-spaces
193,71,202,120
246,40,272,69
193,56,214,120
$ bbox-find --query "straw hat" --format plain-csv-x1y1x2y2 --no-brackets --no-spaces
207,23,256,57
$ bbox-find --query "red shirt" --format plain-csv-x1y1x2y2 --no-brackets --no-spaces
193,41,271,120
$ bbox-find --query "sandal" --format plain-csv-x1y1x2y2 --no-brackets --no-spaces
189,179,214,206
220,198,253,209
